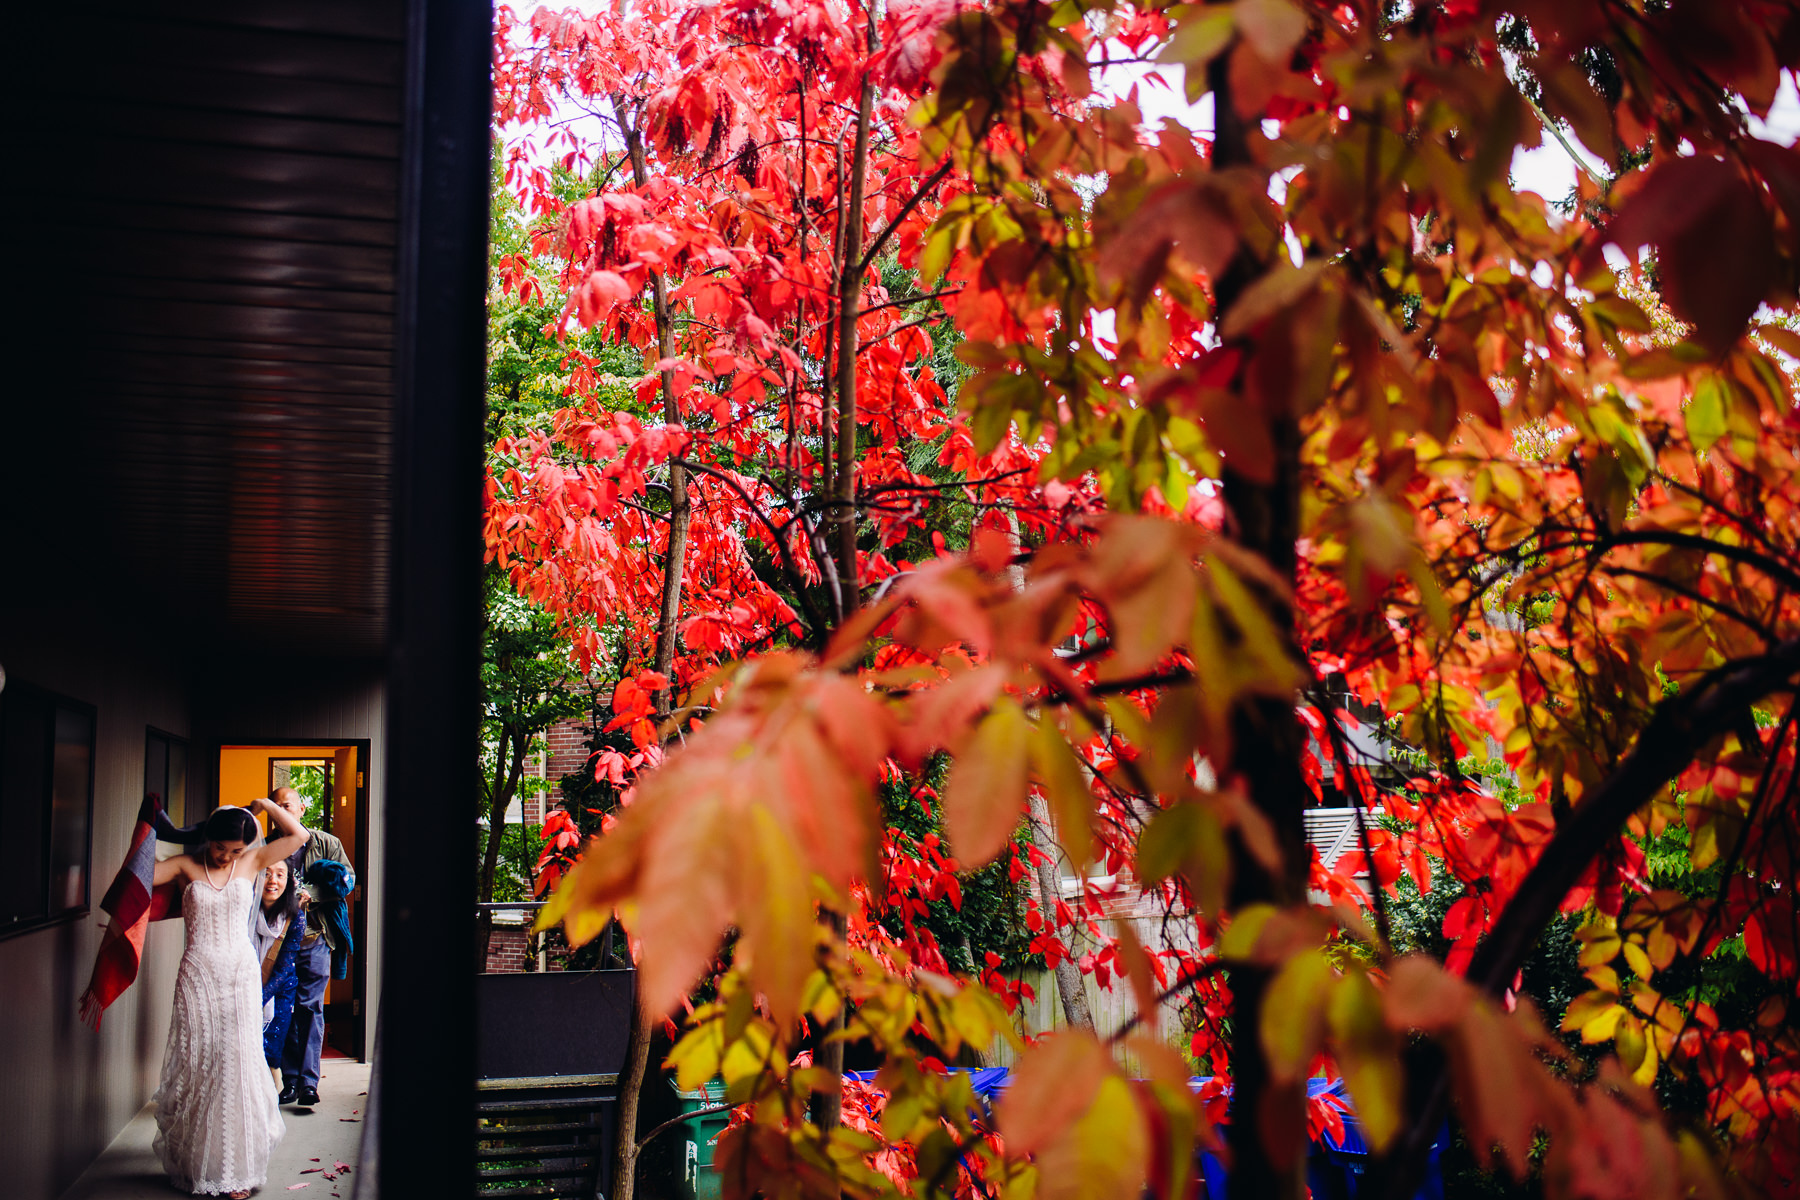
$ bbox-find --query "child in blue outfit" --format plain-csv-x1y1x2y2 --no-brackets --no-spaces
249,858,308,1080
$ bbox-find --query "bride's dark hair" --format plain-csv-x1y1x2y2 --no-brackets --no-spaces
200,806,260,847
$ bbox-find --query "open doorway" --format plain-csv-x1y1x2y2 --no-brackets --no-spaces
217,740,371,1060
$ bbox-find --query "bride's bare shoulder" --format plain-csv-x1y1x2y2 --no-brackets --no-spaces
154,854,202,887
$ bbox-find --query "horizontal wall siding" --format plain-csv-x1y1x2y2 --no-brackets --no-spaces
991,915,1198,1078
0,623,191,1200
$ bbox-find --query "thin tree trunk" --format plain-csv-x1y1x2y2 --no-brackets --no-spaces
476,725,527,971
1206,44,1311,1200
615,1004,657,1191
829,25,874,619
609,94,693,1200
810,12,877,1135
1026,791,1094,1030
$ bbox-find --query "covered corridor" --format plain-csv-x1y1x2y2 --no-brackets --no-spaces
57,1061,372,1200
3,0,490,1197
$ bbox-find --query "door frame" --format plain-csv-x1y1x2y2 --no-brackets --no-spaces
212,735,374,1060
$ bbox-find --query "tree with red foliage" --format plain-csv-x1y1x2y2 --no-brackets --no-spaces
500,2,1800,1199
490,1,1111,1193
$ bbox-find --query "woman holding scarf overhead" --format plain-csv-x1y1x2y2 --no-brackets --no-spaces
148,798,305,1199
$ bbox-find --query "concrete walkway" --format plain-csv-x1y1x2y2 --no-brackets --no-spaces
58,1060,372,1200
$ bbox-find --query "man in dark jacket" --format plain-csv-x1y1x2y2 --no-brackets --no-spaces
273,785,354,1108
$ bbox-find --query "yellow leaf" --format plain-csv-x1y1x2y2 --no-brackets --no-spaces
1206,558,1305,696
734,803,817,1027
1685,374,1727,453
1643,921,1680,971
1575,918,1621,968
1561,991,1627,1043
1614,1011,1649,1074
1261,950,1334,1082
1586,964,1622,995
1329,971,1403,1153
1031,1075,1150,1200
801,969,840,1027
1144,685,1203,796
997,1031,1112,1156
1621,940,1654,981
944,697,1032,866
953,981,1023,1056
1219,903,1279,961
720,1017,778,1089
667,1019,725,1091
1031,720,1096,868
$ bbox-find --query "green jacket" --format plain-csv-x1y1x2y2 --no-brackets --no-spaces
289,828,353,953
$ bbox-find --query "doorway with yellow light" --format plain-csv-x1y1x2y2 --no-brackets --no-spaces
216,740,371,1059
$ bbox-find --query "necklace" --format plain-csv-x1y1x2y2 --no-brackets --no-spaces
201,857,235,893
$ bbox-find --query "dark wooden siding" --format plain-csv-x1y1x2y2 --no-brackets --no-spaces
16,0,407,657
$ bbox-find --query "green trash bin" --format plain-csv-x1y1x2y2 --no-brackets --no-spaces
671,1079,731,1200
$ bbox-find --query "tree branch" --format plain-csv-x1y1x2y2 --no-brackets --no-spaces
857,156,957,275
1384,635,1800,1198
673,458,828,641
636,1102,735,1154
1468,636,1800,994
858,286,963,317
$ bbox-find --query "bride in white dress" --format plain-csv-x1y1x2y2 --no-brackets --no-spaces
150,797,307,1198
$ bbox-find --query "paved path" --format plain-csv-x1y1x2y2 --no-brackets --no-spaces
58,1060,372,1200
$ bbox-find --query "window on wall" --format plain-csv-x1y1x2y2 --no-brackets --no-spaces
146,728,190,828
0,682,96,938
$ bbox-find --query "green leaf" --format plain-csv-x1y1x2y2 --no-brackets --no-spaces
1685,375,1727,453
1138,800,1230,917
1587,294,1653,333
1219,903,1278,960
918,222,959,288
1157,5,1235,68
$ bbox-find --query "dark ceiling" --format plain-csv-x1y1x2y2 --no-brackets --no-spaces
13,0,410,657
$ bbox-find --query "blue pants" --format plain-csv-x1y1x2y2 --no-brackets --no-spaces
282,935,331,1088
263,972,299,1067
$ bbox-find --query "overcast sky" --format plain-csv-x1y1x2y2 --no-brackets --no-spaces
1102,55,1800,207
503,17,1800,297
505,20,1800,212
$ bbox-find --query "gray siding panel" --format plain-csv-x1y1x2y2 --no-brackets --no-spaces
0,629,189,1200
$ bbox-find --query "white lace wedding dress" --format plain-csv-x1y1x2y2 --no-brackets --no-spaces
152,873,285,1195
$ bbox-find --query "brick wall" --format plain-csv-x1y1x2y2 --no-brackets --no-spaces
484,926,530,974
544,719,593,789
